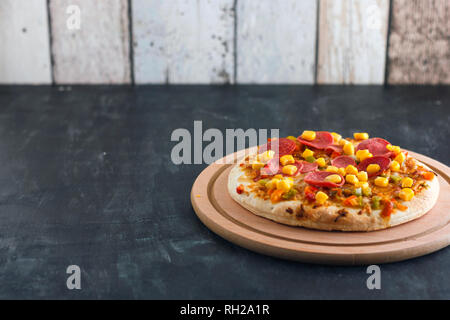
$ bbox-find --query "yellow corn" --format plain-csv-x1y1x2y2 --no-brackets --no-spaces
390,160,400,172
357,171,368,182
353,132,369,140
399,188,414,201
282,165,298,176
394,152,406,164
367,164,381,174
277,179,293,192
280,154,295,166
302,148,314,158
356,181,369,189
356,149,373,162
338,168,346,176
316,157,326,167
325,174,342,184
266,178,279,190
345,165,358,175
315,191,329,205
339,139,349,146
346,174,359,185
258,150,275,162
251,161,265,170
343,142,355,155
387,144,401,154
286,136,297,142
326,165,339,173
331,132,342,143
374,177,389,187
301,130,316,141
401,177,414,188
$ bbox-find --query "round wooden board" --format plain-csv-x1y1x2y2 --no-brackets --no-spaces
191,148,450,265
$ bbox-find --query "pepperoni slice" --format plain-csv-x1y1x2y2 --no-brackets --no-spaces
356,138,392,157
357,156,391,177
260,158,280,176
298,161,318,173
304,171,345,188
325,144,343,154
331,155,356,168
259,138,297,156
297,131,334,150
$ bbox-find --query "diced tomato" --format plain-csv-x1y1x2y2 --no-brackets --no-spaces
422,171,435,180
343,195,357,207
331,151,341,159
304,186,318,202
236,184,245,194
381,200,394,217
270,189,284,203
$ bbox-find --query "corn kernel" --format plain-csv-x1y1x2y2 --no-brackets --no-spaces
280,155,295,166
316,157,326,167
345,165,358,175
356,181,369,189
326,165,339,173
251,161,265,170
357,171,368,182
343,142,355,155
353,132,369,140
338,168,346,176
401,177,414,188
374,177,389,187
325,174,342,184
367,164,381,174
387,144,401,154
259,150,275,162
265,178,279,190
274,174,283,179
356,149,373,162
346,174,359,185
286,136,297,142
302,148,314,158
339,139,349,146
394,152,406,164
331,132,342,143
301,130,316,141
277,179,293,192
390,160,400,172
399,188,414,201
315,191,329,205
282,165,298,176
362,186,372,196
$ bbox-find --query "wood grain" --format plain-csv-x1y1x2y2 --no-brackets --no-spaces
317,0,389,84
132,0,234,84
388,0,450,84
191,148,450,265
49,0,131,84
0,0,52,84
236,0,317,84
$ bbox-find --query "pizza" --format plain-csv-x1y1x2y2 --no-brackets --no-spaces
228,131,439,231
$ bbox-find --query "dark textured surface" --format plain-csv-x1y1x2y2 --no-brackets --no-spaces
0,85,449,299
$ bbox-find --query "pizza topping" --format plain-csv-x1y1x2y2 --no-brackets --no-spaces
305,171,345,188
357,156,391,177
304,186,318,202
331,155,355,168
282,165,298,176
353,132,370,140
299,161,318,173
342,141,355,155
325,144,343,155
302,148,315,158
374,177,389,187
315,191,329,205
331,132,342,143
422,171,435,180
356,137,392,157
260,158,280,176
345,174,359,185
315,157,326,167
381,200,394,217
355,149,373,162
297,131,334,150
390,160,401,172
259,138,297,156
399,188,415,201
357,171,368,182
325,174,342,184
325,165,339,173
236,184,245,194
401,177,414,188
280,154,295,166
393,152,406,165
300,130,317,141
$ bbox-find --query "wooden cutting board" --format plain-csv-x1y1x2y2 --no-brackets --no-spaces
191,148,450,265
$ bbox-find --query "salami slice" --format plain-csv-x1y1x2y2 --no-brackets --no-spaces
298,161,318,173
304,171,345,188
331,155,356,168
325,144,343,154
297,131,333,150
357,156,391,177
258,138,297,156
260,158,280,176
356,138,392,157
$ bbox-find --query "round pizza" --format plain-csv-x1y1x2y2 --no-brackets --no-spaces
228,131,439,231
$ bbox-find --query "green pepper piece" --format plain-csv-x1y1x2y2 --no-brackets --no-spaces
390,175,402,184
371,196,381,209
258,179,269,186
354,187,362,196
282,188,297,200
305,156,315,163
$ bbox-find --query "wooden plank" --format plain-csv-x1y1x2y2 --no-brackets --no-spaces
236,0,317,84
49,0,131,84
388,0,450,84
132,0,234,84
317,0,390,84
0,0,52,84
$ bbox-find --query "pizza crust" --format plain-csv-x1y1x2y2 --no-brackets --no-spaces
228,156,440,232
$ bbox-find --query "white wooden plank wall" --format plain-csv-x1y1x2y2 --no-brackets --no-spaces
49,0,131,84
317,0,390,84
236,0,317,84
132,0,235,84
0,0,52,84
